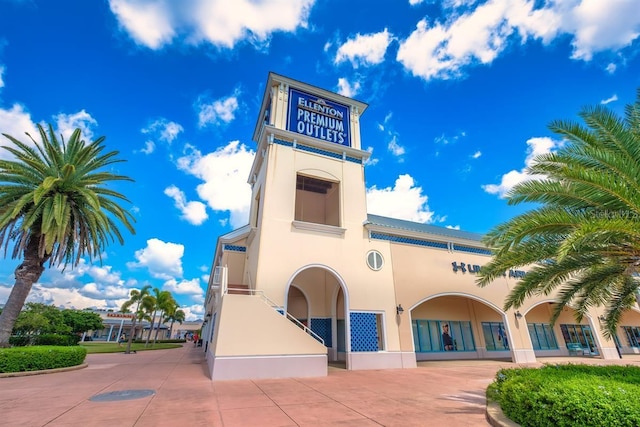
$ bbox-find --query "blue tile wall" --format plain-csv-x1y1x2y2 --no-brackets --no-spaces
310,318,332,347
350,312,379,352
223,244,246,252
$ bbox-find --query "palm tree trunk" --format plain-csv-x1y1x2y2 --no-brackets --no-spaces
0,236,46,347
153,310,165,344
169,320,175,339
145,313,156,347
124,317,137,354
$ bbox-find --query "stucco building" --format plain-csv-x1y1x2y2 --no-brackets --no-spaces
203,73,637,381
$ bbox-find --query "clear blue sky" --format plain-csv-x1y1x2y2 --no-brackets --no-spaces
0,0,639,320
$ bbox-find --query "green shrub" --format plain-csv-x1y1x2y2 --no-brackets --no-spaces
8,335,31,346
9,334,81,347
32,334,80,346
490,364,640,427
0,346,87,373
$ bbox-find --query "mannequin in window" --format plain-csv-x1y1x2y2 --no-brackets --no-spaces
442,324,455,351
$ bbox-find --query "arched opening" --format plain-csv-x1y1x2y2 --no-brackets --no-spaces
285,265,349,368
410,294,512,362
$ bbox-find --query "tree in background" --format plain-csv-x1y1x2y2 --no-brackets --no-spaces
152,289,176,344
478,89,640,338
164,305,186,340
0,124,135,347
13,303,71,336
61,309,103,338
121,285,152,354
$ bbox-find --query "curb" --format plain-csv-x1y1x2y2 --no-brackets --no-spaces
486,400,521,427
0,363,88,378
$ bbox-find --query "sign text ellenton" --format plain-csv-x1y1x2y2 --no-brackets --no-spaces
107,313,135,318
287,88,350,146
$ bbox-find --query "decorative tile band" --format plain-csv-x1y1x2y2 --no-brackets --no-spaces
223,244,246,252
273,138,362,164
370,232,448,249
452,244,492,256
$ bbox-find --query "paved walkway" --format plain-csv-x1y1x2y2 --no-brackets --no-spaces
3,344,640,427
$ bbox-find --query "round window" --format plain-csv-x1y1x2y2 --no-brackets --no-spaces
366,250,384,271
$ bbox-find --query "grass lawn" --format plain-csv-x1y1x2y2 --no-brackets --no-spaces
80,342,183,354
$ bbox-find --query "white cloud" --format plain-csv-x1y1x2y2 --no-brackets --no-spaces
164,185,209,225
396,0,640,81
482,136,562,198
163,278,203,296
181,304,205,321
446,225,461,230
176,141,254,228
567,0,640,61
0,66,4,89
334,29,393,67
605,63,617,74
0,104,38,160
109,0,314,50
197,93,239,128
388,135,405,158
600,94,618,105
472,150,482,158
364,146,379,166
142,118,184,144
336,77,361,97
54,110,98,142
366,174,434,223
127,238,184,280
79,282,130,300
109,0,176,49
140,140,155,154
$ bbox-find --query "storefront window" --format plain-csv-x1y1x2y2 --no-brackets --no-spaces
622,326,640,347
481,322,510,351
527,323,558,350
559,324,598,355
412,320,475,352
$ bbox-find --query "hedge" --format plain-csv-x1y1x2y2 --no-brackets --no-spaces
0,346,87,373
9,334,81,347
488,364,640,427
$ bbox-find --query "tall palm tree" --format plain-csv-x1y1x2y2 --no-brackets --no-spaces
164,305,186,340
477,89,640,338
0,124,135,347
152,290,175,344
121,285,152,354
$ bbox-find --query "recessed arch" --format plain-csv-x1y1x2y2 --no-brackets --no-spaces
284,263,351,366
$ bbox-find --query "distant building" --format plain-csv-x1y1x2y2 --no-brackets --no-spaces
203,73,631,381
85,309,201,342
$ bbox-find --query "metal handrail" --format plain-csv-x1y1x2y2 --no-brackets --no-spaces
225,286,325,345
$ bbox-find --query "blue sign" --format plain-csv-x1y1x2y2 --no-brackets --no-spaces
287,88,350,147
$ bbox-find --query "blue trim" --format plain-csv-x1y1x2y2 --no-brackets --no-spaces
223,244,246,252
370,232,448,249
273,138,362,164
452,244,492,255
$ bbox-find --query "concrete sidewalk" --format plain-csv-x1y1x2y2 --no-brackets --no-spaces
2,344,640,427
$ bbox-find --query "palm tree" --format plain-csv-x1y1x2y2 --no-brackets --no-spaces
121,285,153,354
0,124,135,347
477,89,640,339
152,290,176,344
164,305,186,340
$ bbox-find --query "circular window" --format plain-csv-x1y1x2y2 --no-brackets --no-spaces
366,250,384,271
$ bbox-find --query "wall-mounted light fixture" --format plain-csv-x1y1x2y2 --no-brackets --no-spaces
396,304,404,315
514,311,523,320
598,315,606,322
